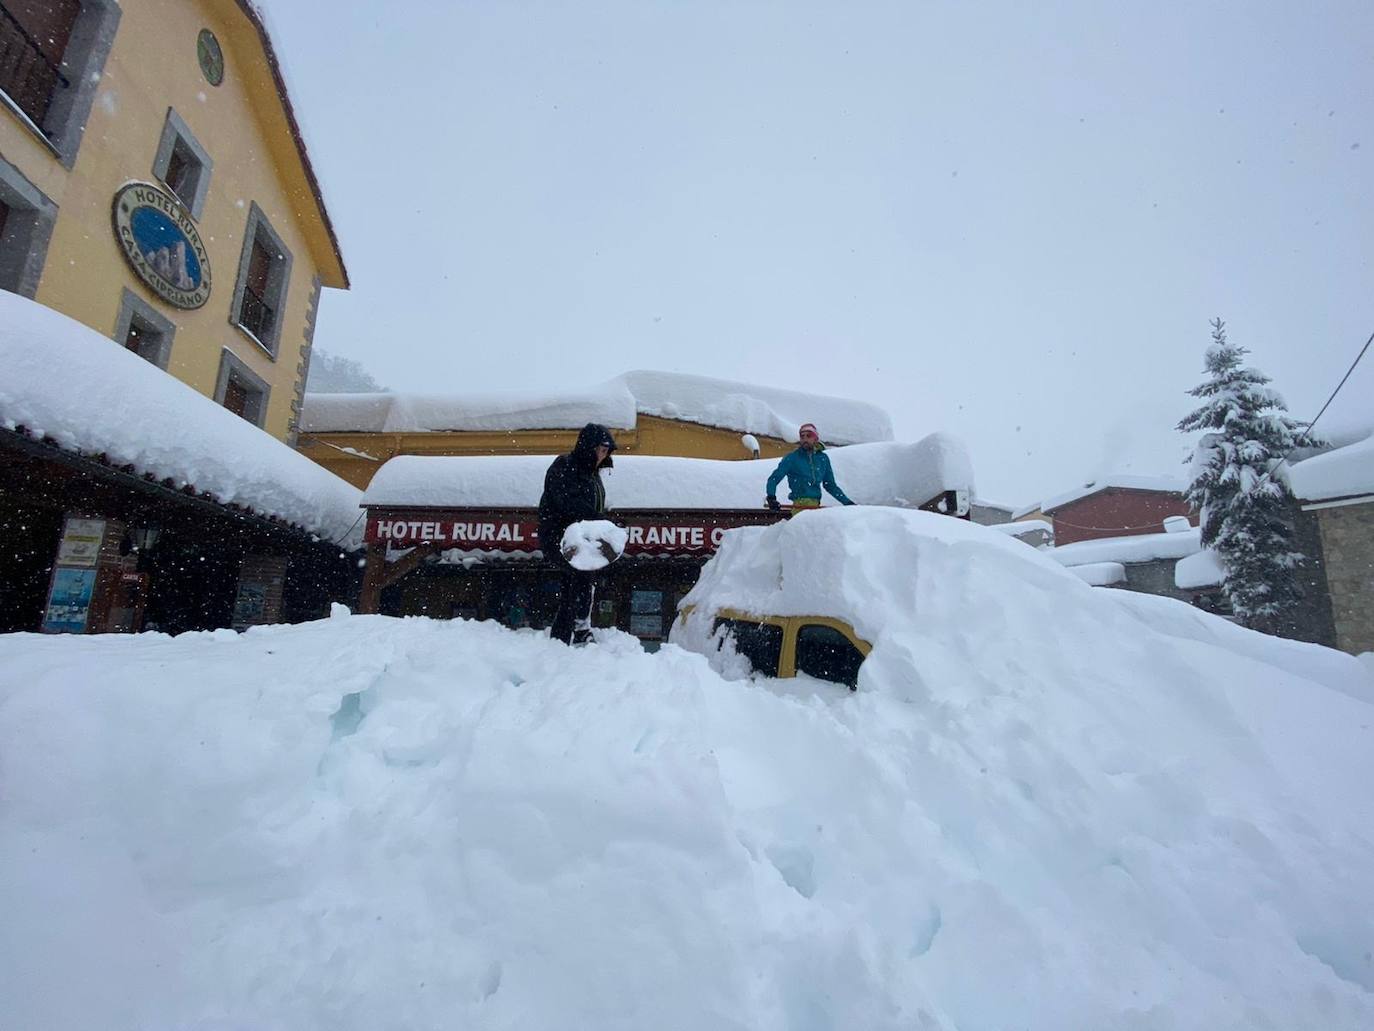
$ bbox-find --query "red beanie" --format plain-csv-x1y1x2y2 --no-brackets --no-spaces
799,423,818,438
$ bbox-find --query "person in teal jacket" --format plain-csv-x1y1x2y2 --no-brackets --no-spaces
765,422,856,511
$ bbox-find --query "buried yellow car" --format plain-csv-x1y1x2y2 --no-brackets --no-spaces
675,606,871,691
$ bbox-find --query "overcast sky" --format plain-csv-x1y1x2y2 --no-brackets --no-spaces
265,0,1372,505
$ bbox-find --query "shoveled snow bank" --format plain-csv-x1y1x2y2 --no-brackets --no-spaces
302,370,893,444
0,292,363,547
3,510,1373,1029
362,435,972,511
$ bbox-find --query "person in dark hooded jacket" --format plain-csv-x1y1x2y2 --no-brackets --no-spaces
538,423,617,644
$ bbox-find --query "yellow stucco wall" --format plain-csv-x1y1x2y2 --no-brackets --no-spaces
298,416,797,489
0,0,343,443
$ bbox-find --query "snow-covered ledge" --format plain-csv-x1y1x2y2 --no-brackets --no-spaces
0,292,364,549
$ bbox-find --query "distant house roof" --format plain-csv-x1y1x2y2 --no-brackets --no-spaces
0,293,363,547
303,370,896,445
1037,476,1187,515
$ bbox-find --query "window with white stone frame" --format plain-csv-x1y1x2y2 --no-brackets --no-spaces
0,152,56,298
112,288,175,370
230,203,293,359
151,108,213,218
214,348,271,428
0,0,121,169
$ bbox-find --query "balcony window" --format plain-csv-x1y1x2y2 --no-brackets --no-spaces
0,0,120,168
230,203,293,358
0,0,78,128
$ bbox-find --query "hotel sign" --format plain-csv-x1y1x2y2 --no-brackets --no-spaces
365,509,780,555
112,182,212,309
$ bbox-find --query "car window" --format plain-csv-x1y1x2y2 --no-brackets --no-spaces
795,623,864,690
713,618,783,677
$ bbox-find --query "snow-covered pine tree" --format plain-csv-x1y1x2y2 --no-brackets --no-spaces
1178,318,1321,628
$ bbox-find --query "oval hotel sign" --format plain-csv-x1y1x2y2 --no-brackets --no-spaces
112,182,212,309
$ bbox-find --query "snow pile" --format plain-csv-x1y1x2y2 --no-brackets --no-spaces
302,370,893,444
1048,525,1202,568
300,384,637,434
0,293,364,547
2,512,1373,1028
1176,547,1227,590
561,519,628,570
617,370,893,443
363,434,973,511
1066,560,1127,586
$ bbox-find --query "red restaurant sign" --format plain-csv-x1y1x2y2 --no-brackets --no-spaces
364,509,779,555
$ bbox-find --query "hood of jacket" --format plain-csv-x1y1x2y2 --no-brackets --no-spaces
570,422,617,471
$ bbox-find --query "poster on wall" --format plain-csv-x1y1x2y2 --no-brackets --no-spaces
42,567,98,634
231,582,267,628
56,518,106,567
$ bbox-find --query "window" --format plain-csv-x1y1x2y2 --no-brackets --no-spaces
214,349,271,428
0,152,56,297
0,0,79,128
0,0,120,168
230,203,293,357
112,288,174,369
713,617,783,677
151,109,213,218
795,623,865,691
629,588,664,638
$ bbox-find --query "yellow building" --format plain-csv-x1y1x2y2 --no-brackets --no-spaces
0,0,347,443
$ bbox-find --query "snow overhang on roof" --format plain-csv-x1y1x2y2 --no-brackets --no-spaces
1037,475,1188,514
1048,526,1202,568
303,370,895,444
0,293,364,548
1283,430,1374,505
361,434,972,512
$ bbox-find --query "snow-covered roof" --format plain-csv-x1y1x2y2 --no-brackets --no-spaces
1037,475,1187,514
362,434,972,511
1175,548,1225,590
0,293,364,548
1067,561,1127,587
1048,526,1201,568
1283,430,1374,503
302,370,894,445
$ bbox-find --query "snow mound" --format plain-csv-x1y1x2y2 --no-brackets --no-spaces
2,519,1373,1028
561,519,628,570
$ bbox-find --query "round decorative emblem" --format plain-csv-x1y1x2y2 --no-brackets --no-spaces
112,183,212,310
197,29,224,86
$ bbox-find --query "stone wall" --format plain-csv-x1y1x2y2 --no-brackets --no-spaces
1314,501,1374,655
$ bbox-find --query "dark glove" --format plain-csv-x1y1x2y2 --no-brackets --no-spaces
765,496,781,511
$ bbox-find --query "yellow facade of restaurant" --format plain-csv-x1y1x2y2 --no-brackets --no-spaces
0,0,347,443
298,416,798,490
